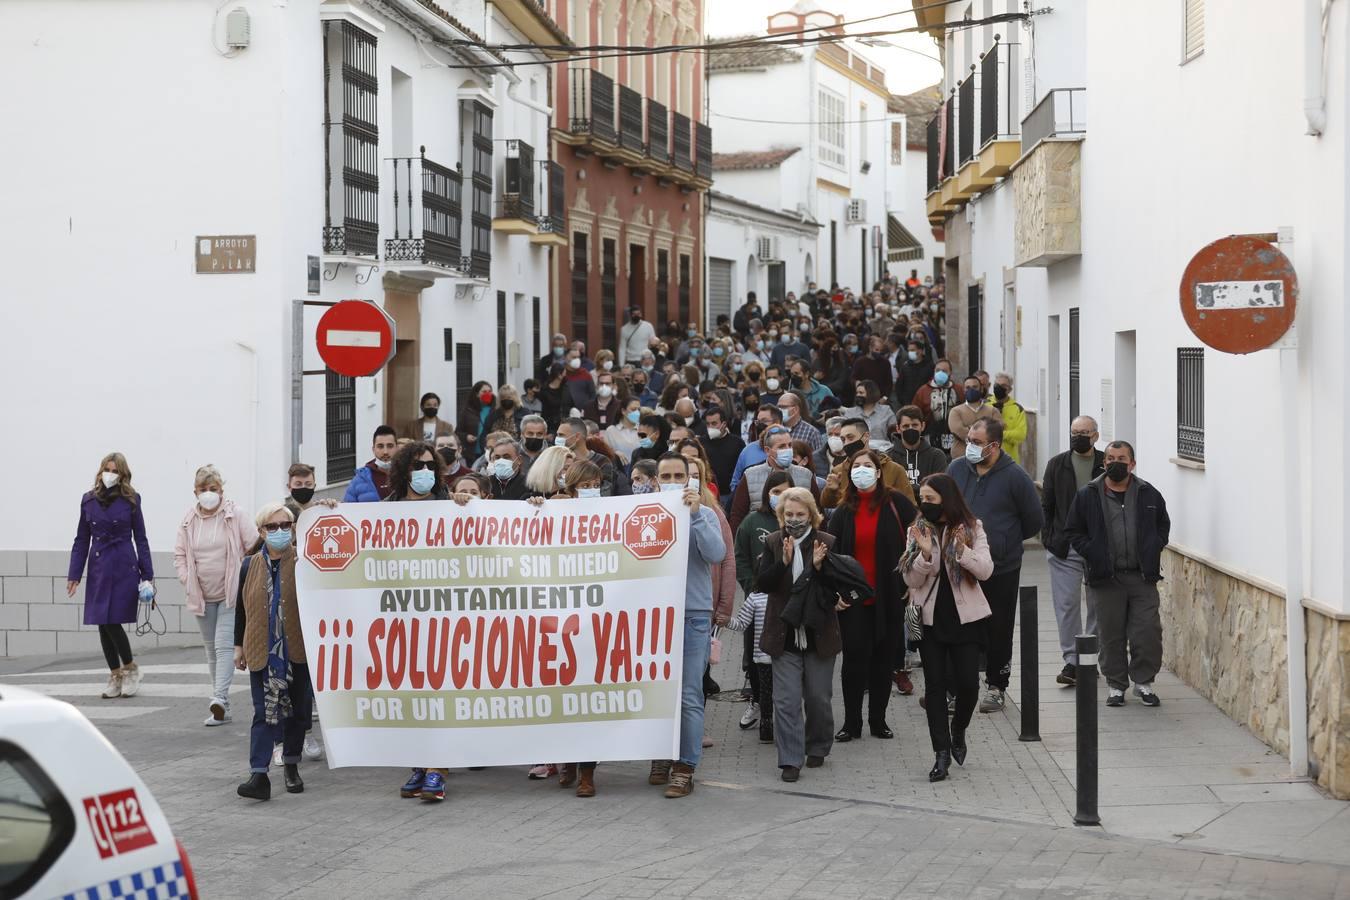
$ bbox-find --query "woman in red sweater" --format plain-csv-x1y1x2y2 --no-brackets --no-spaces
825,448,917,741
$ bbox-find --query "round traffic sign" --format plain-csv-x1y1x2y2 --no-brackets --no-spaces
1179,235,1298,354
316,300,397,377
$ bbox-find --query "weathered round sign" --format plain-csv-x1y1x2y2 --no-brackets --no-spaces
1179,235,1298,354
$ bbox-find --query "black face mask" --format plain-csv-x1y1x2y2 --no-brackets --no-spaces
422,407,439,419
842,439,866,458
290,487,315,506
992,385,1009,401
630,314,641,323
920,501,944,524
1105,461,1130,482
438,447,459,465
523,437,545,453
1070,434,1093,454
901,428,921,446
500,399,514,409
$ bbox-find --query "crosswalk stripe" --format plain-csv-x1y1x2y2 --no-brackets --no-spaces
8,682,250,698
3,664,211,677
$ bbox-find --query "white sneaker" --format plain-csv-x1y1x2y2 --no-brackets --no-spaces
303,734,324,761
977,688,1005,713
271,743,284,768
119,663,142,698
738,702,760,729
100,670,123,699
203,711,231,726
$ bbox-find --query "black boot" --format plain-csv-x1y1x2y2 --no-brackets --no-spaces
928,751,951,783
284,764,304,794
237,773,271,800
951,730,967,766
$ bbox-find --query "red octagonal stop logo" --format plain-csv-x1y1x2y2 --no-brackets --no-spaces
623,503,676,561
304,515,360,572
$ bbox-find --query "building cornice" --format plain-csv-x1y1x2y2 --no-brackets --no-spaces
815,51,891,100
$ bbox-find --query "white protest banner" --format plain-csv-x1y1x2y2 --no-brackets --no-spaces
294,495,689,768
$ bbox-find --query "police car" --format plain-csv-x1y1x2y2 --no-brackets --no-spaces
0,685,199,900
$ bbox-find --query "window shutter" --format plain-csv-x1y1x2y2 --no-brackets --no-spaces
1182,0,1205,61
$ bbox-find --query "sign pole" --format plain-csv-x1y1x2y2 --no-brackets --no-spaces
1277,227,1309,777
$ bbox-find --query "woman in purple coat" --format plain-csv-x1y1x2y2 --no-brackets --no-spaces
67,452,154,699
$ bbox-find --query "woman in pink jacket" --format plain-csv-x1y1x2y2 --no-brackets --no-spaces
173,465,256,727
899,473,993,783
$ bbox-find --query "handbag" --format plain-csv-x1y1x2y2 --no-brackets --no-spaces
906,577,938,643
710,627,722,664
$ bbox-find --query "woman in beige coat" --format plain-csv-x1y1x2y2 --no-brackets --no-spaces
899,473,993,782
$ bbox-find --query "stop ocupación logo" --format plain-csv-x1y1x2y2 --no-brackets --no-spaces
623,503,676,560
305,515,360,571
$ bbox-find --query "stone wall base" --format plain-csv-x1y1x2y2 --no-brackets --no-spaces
1159,547,1350,799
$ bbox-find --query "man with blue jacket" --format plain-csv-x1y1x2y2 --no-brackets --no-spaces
1064,441,1171,708
649,452,726,799
948,417,1044,713
342,425,397,502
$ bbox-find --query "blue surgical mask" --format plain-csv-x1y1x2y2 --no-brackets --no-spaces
713,347,724,357
626,410,641,425
733,362,743,372
577,487,602,499
907,351,919,362
780,334,790,344
850,466,877,490
755,340,765,350
491,458,515,480
768,493,782,511
660,482,684,493
553,346,565,357
554,436,569,448
638,437,654,449
965,442,987,464
691,348,701,357
934,370,950,386
265,529,292,551
687,329,697,338
410,469,437,495
774,448,794,468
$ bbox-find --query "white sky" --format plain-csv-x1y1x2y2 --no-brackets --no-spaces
705,0,944,97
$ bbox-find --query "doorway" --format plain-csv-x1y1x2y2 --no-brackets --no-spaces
1046,314,1061,455
382,282,422,430
1114,330,1137,444
628,244,647,319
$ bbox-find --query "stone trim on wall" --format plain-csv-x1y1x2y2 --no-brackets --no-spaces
1159,546,1350,799
0,549,200,658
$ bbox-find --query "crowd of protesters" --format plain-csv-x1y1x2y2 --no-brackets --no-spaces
68,266,1170,802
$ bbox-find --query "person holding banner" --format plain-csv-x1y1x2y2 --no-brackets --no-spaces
524,445,575,497
380,442,454,802
648,452,726,798
755,487,844,782
232,502,312,801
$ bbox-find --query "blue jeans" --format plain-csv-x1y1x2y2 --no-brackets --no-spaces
248,664,312,774
678,616,712,768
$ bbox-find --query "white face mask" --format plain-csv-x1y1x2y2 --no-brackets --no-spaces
659,482,685,493
100,472,120,489
683,416,695,426
577,487,602,499
602,360,614,371
568,357,581,370
706,427,723,441
374,457,392,470
766,378,780,392
598,385,614,399
197,490,222,511
827,435,844,455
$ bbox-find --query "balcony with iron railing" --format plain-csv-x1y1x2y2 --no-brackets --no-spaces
671,111,692,173
530,159,568,247
616,84,645,161
566,68,617,147
1021,87,1087,153
383,147,462,277
975,37,1022,178
693,121,712,185
1014,88,1087,268
493,139,539,235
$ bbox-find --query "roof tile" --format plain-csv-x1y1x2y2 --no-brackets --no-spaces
712,147,802,171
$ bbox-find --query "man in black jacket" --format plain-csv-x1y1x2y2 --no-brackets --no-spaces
1064,441,1171,708
1041,416,1104,687
888,405,949,490
699,405,745,499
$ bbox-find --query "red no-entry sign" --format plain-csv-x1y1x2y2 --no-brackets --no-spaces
317,300,397,377
1179,235,1298,354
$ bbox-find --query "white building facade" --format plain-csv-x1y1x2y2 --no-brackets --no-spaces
885,84,945,282
0,0,567,654
708,4,893,298
917,0,1350,797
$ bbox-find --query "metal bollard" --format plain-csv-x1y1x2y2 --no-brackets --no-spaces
1074,633,1101,826
1018,585,1040,742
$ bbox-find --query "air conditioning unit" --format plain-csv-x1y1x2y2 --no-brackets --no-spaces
756,236,780,261
845,198,867,223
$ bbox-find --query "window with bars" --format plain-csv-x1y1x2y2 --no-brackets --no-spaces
571,232,589,341
1177,347,1205,461
325,370,356,483
322,20,379,256
462,100,493,278
657,249,670,326
532,296,542,366
1182,0,1205,62
1069,307,1081,420
678,253,691,325
601,238,618,353
818,88,845,168
455,343,474,419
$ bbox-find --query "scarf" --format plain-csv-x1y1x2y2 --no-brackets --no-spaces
930,384,957,421
900,518,975,587
262,556,294,726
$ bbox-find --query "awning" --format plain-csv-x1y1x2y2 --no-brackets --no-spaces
887,215,924,262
